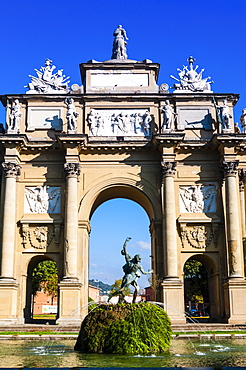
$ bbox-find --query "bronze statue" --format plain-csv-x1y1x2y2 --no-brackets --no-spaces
108,237,153,303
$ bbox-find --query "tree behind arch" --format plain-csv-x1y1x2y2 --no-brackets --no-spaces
32,260,58,305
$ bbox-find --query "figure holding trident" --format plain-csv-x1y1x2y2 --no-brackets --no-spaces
108,237,153,303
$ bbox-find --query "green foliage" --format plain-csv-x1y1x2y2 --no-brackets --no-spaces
109,278,131,296
32,260,58,301
184,260,208,303
74,302,172,355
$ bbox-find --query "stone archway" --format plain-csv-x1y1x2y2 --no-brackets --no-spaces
76,177,163,314
183,254,220,322
24,255,59,323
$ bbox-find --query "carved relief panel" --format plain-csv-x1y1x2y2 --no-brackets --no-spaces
87,108,152,137
179,184,217,213
24,186,61,214
179,223,219,249
20,223,61,250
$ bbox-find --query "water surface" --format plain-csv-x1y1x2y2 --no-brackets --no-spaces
0,338,246,367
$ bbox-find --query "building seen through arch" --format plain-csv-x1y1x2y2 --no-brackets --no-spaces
1,28,246,324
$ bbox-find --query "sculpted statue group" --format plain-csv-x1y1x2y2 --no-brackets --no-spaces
26,58,70,94
170,56,213,92
108,237,153,303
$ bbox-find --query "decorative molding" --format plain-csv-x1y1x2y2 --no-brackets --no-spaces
64,163,81,178
161,161,176,179
221,161,239,177
2,162,21,178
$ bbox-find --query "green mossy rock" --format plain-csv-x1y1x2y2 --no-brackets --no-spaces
74,302,172,355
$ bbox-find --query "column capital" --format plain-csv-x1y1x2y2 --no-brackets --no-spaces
239,168,246,191
2,162,21,178
161,161,176,179
221,160,239,178
64,162,80,178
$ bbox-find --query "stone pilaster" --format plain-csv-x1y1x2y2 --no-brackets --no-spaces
221,161,244,277
63,162,80,280
161,161,178,279
0,162,20,324
0,162,21,279
57,162,82,325
239,169,246,239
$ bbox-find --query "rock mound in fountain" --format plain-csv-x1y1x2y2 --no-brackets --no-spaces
74,302,172,355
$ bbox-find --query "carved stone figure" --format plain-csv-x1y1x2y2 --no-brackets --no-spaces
180,184,217,213
234,122,240,134
8,99,21,134
240,109,246,134
26,58,70,94
34,226,48,243
217,99,232,131
142,110,152,135
65,98,79,133
87,109,98,136
170,56,213,92
111,25,129,60
25,186,61,214
161,100,176,132
108,238,153,303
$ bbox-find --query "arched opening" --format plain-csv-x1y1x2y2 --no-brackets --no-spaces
183,254,220,322
89,198,152,303
24,256,59,324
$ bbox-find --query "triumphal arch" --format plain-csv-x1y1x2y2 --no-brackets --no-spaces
1,26,246,324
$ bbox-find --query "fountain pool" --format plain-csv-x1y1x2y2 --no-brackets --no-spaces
1,338,246,367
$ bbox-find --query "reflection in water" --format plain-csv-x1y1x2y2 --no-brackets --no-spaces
0,339,246,367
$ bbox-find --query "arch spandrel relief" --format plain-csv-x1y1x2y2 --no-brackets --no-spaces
24,186,61,214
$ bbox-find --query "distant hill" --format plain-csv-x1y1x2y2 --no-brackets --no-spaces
89,279,112,294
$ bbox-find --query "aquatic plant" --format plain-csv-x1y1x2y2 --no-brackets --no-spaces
74,302,172,355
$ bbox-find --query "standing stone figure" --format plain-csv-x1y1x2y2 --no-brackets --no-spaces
161,100,176,132
87,109,98,136
65,98,78,133
111,25,129,60
217,99,232,131
8,99,22,133
142,110,152,136
108,237,153,303
240,108,246,134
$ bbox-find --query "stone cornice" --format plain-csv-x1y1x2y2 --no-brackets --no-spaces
57,134,88,150
153,133,185,150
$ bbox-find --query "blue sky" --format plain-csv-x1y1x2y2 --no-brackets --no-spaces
0,0,245,287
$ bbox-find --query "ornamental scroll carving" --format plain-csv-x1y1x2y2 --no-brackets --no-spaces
179,224,218,249
21,224,61,249
24,186,61,214
64,163,81,178
179,184,217,213
2,162,21,178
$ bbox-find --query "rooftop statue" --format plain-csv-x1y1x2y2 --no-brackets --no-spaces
108,237,153,303
170,56,213,92
25,58,70,94
111,25,129,60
